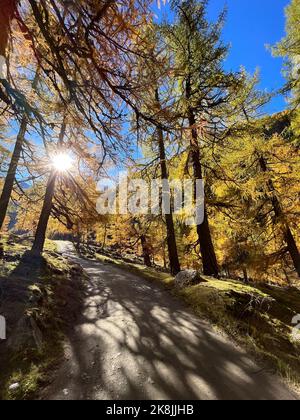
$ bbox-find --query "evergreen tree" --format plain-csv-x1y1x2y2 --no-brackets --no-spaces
132,29,182,275
218,114,300,279
274,0,300,108
161,0,263,276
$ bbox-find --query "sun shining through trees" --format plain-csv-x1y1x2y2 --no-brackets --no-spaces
0,0,299,400
0,0,298,296
51,152,73,173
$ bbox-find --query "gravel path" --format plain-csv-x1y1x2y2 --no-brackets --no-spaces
42,241,298,400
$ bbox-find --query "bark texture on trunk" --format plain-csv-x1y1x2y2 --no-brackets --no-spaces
284,227,300,277
259,156,300,278
0,116,27,230
186,86,219,276
31,120,67,255
0,0,16,56
155,89,181,276
242,267,249,284
31,171,57,256
0,69,38,231
195,208,219,277
140,234,152,267
102,223,107,250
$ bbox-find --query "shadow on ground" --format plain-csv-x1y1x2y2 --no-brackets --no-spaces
41,244,298,400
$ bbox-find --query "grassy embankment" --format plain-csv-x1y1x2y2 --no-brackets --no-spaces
96,252,300,387
0,234,86,400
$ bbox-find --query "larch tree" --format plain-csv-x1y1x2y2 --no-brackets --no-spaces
0,9,46,232
0,0,155,255
160,0,227,277
0,68,40,231
132,29,181,275
260,115,300,277
274,0,300,109
0,1,25,229
31,120,67,255
217,113,300,279
161,0,265,277
273,0,300,155
154,93,181,275
0,0,16,71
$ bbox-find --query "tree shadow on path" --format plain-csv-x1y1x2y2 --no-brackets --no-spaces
42,249,298,401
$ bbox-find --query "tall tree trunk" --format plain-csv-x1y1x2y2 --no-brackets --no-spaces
0,68,38,231
196,210,219,277
162,240,167,270
242,267,249,284
155,89,181,276
74,227,81,252
31,171,57,256
190,152,219,277
186,83,219,276
259,156,300,277
284,227,300,277
0,0,16,57
0,116,27,230
31,119,67,256
140,234,152,267
102,222,107,250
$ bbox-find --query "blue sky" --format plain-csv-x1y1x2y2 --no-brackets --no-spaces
154,0,290,115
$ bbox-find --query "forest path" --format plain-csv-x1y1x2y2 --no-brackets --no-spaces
42,241,298,400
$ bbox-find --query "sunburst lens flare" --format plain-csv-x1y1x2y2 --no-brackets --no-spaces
51,152,73,173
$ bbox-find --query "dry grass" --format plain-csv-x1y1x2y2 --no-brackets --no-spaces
0,235,86,400
96,252,300,387
177,279,300,384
